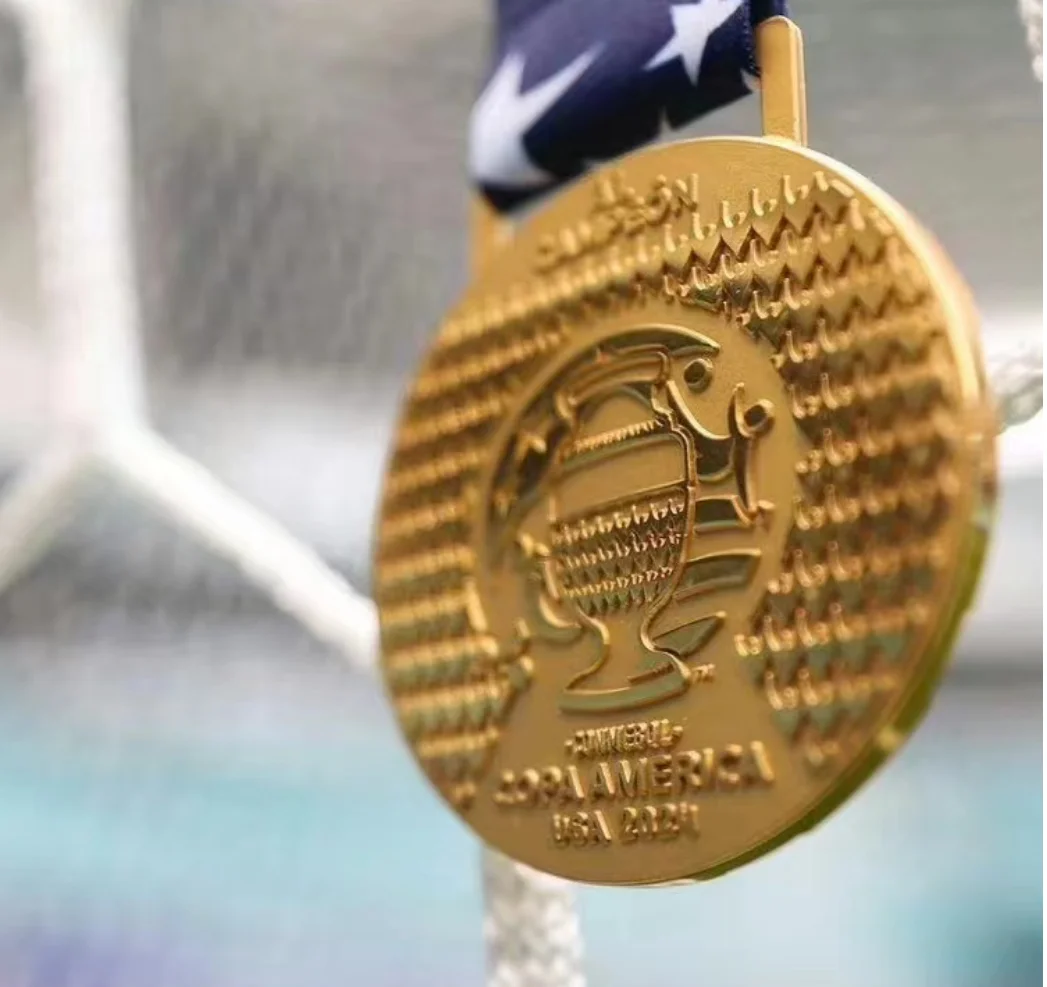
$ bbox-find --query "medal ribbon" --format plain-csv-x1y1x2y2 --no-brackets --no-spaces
472,0,789,212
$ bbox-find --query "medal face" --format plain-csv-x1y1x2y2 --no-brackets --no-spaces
375,137,996,885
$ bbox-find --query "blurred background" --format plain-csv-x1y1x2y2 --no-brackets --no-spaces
0,0,1041,985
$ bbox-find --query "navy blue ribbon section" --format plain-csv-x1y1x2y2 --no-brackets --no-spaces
471,0,789,212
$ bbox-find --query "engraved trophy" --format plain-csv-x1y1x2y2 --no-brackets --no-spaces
488,331,775,715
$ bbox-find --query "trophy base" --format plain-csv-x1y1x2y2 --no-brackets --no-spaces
558,654,692,715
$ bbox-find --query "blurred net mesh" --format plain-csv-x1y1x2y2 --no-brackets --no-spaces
129,0,480,379
0,0,493,619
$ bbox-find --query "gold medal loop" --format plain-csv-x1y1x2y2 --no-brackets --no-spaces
756,17,808,145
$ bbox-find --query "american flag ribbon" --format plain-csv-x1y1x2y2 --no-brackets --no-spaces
472,0,789,212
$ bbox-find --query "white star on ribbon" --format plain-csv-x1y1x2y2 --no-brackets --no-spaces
470,47,601,190
646,0,744,85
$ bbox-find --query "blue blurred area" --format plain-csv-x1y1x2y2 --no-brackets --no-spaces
0,681,1038,987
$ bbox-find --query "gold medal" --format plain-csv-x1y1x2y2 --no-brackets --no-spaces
374,19,996,885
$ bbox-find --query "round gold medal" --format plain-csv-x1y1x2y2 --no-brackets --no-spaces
375,22,996,885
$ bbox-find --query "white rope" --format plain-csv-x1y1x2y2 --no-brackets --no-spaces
1018,0,1044,81
0,0,378,663
483,850,586,987
0,440,93,593
100,424,379,668
18,0,144,430
988,337,1044,430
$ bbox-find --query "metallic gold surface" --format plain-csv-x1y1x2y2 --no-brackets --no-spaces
374,22,996,886
757,16,808,145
